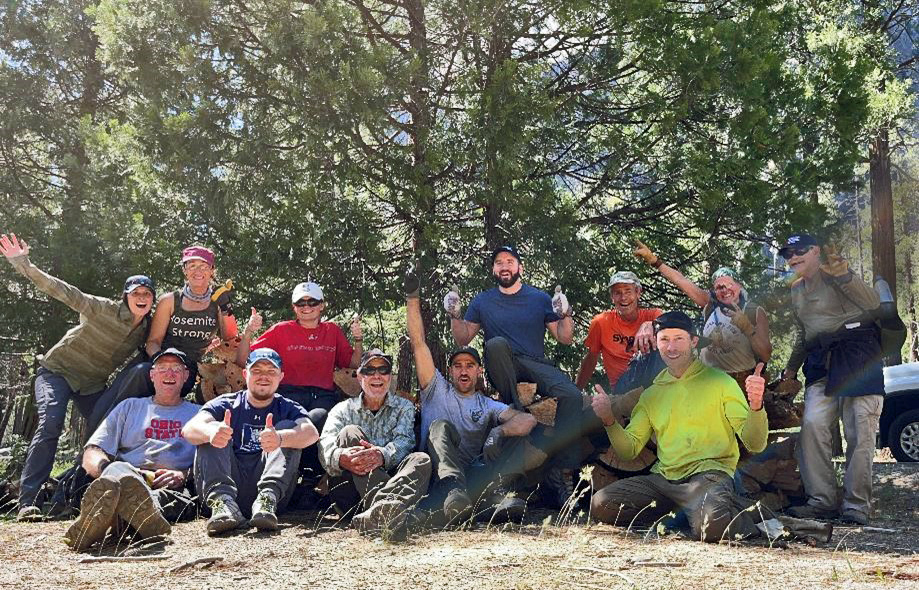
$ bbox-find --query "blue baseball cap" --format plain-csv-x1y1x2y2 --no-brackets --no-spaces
491,245,521,263
778,234,818,258
123,275,155,296
246,348,282,370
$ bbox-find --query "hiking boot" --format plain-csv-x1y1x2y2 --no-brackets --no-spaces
352,500,407,541
543,467,574,509
249,490,279,531
839,509,869,526
16,505,43,522
786,504,838,521
63,477,119,551
206,494,245,536
443,486,472,523
116,475,171,540
478,485,526,524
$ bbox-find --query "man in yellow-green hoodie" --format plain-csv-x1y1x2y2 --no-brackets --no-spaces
589,311,768,542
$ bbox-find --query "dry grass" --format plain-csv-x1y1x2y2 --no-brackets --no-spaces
1,463,916,590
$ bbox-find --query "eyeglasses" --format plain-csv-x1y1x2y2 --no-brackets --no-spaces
293,299,322,308
781,246,813,260
359,365,392,376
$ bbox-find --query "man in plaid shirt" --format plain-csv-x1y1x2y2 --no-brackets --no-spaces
319,349,430,541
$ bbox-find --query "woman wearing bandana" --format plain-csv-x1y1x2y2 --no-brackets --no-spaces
99,246,238,411
633,240,772,388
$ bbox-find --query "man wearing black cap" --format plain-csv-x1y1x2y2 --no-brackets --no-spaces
778,234,883,525
447,245,582,505
183,348,319,535
589,311,769,542
318,348,431,541
64,348,200,551
405,270,539,524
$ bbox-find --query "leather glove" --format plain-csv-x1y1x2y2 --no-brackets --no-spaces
482,426,505,462
820,244,849,277
404,268,420,299
212,279,234,313
724,304,755,336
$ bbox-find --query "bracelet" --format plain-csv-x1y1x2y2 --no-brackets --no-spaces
98,458,112,473
277,431,284,448
652,257,664,269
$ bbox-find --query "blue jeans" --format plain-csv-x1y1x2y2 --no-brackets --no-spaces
19,368,101,506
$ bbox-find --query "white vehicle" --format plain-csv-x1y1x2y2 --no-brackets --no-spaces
880,362,919,462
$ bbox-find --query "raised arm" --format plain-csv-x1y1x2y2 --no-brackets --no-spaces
1,233,109,317
405,270,436,389
348,314,363,368
633,239,710,307
234,307,263,367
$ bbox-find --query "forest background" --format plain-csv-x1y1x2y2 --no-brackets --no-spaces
0,0,917,452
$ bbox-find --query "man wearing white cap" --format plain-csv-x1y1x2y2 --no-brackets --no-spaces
575,270,662,390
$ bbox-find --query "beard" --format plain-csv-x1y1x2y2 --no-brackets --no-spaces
493,271,521,289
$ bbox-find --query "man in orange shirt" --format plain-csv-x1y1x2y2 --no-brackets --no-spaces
576,271,662,390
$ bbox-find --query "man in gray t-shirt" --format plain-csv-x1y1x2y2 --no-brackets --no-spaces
64,348,199,551
406,270,542,524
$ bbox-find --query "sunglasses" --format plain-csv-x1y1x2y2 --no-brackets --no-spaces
359,365,392,376
293,299,323,308
152,366,187,375
781,246,813,260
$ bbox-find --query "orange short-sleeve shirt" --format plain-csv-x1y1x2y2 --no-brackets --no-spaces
584,308,663,386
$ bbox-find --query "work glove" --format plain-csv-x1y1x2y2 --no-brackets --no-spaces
444,285,461,319
552,285,571,318
482,426,505,462
820,244,850,278
212,279,234,313
404,268,420,299
724,304,755,337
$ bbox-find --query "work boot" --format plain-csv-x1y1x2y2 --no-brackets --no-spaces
839,509,869,526
249,489,279,531
478,483,525,524
116,475,171,540
206,494,245,536
16,505,43,522
443,485,472,524
63,477,119,551
543,467,574,509
352,500,407,542
786,504,838,521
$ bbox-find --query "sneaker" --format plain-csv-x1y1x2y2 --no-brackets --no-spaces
443,486,472,523
352,500,407,542
206,494,245,536
63,477,119,551
839,509,869,526
116,476,171,540
250,490,279,531
543,467,574,509
16,505,43,522
786,504,838,521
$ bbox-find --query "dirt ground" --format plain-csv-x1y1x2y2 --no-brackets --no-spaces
0,461,916,590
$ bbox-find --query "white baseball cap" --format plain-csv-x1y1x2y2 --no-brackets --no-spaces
291,282,324,303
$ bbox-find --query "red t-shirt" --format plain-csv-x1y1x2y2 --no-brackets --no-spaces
251,321,354,390
584,308,663,387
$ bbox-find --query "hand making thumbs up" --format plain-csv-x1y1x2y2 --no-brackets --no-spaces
210,409,234,448
259,412,282,453
744,363,766,411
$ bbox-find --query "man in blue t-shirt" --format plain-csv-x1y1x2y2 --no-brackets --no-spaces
405,270,542,524
183,348,319,535
446,246,582,506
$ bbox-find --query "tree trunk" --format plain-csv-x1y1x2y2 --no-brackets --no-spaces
869,127,897,300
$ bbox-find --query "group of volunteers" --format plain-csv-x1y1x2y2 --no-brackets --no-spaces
0,227,886,548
